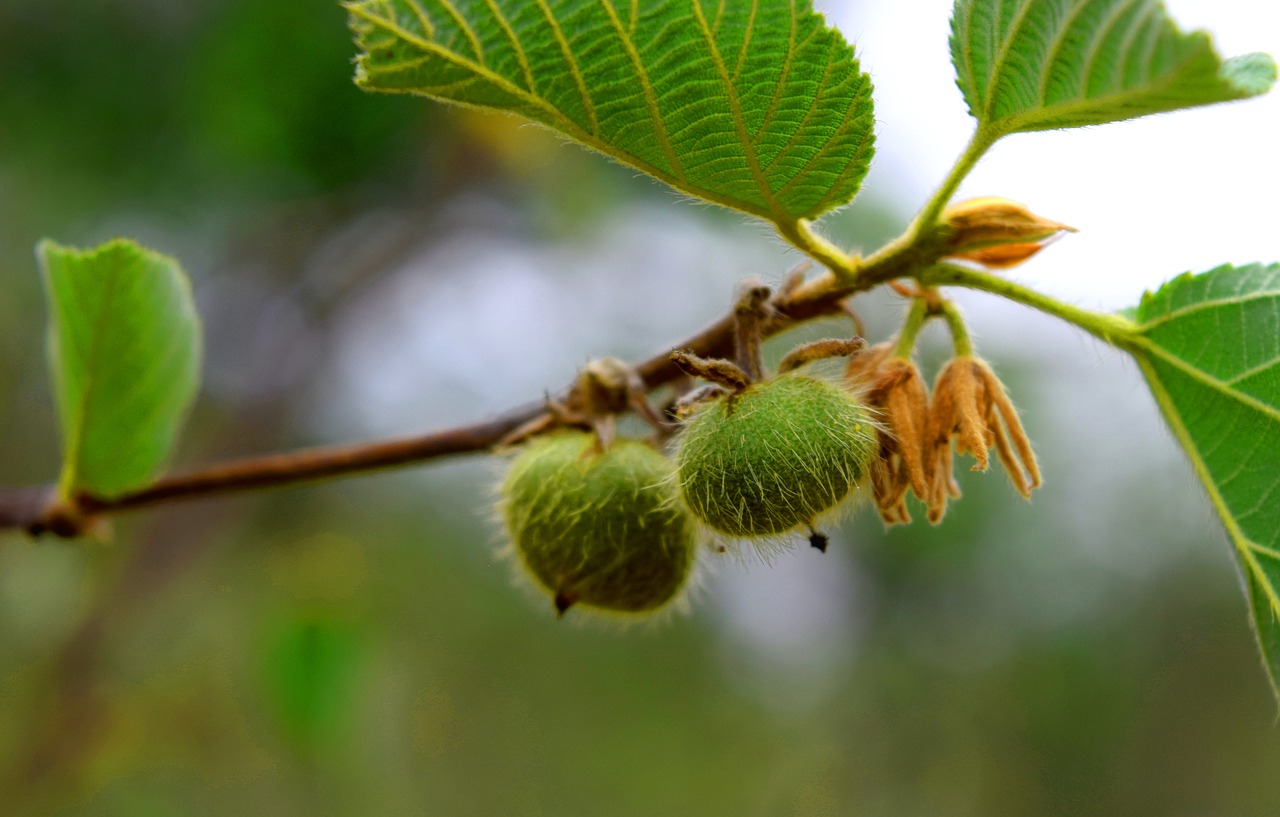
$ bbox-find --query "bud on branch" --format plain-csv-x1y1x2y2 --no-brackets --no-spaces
942,197,1076,269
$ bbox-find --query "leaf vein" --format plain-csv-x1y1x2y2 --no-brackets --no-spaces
1080,0,1145,97
533,0,600,135
1227,359,1280,386
402,0,437,37
690,0,777,213
598,0,684,181
1137,339,1280,425
1139,291,1280,330
482,0,535,91
984,0,1039,122
753,0,798,140
733,0,760,81
435,0,486,64
1037,0,1095,106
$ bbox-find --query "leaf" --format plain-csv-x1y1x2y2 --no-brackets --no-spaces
261,616,364,749
39,239,202,499
1130,263,1280,699
949,0,1276,136
347,0,875,223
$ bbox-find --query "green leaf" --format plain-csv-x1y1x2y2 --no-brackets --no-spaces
261,616,364,749
39,239,202,499
347,0,875,223
949,0,1276,137
1130,263,1280,700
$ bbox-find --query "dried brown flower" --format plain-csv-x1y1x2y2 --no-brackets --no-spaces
926,356,1041,523
846,344,930,525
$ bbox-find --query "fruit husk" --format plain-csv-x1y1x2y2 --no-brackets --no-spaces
501,431,697,615
676,375,877,538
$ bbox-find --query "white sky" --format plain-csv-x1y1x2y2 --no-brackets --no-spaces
823,0,1280,308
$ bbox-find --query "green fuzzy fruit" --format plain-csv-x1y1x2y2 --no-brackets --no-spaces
501,431,697,615
676,374,876,537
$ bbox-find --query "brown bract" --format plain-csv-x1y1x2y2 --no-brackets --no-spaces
952,242,1049,269
851,342,1042,526
941,197,1075,270
927,356,1041,523
846,344,929,525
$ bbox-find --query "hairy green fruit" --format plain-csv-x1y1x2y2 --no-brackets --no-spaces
501,431,697,616
676,375,876,538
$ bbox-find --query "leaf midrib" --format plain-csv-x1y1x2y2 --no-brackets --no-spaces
62,252,125,492
690,0,787,219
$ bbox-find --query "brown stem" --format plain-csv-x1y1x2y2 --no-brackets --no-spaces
78,406,540,515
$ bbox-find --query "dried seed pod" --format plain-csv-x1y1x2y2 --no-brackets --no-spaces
500,431,697,616
675,374,877,539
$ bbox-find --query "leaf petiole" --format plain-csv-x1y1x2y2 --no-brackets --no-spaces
920,263,1140,349
892,298,931,359
937,299,975,357
907,127,998,242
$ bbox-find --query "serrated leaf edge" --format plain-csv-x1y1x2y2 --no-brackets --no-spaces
1134,351,1280,702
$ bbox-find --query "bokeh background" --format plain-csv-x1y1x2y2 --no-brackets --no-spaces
1,1,1278,815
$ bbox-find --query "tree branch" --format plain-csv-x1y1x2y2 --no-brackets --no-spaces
0,191,954,539
2,251,915,535
80,406,541,514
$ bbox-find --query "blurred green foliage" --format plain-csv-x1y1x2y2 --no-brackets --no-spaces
1,2,1278,816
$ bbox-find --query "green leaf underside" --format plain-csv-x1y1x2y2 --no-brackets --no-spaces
348,0,875,222
950,0,1276,136
39,239,202,499
1132,263,1280,698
